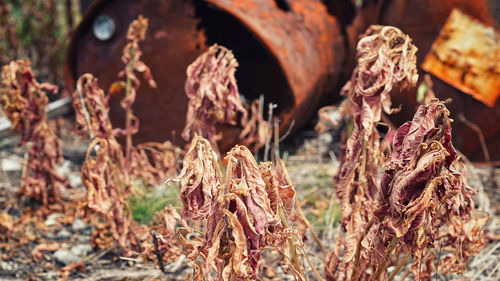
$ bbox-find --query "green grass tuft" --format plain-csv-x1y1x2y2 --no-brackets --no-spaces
128,182,181,225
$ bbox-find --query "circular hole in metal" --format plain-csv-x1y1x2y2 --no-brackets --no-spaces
92,14,115,41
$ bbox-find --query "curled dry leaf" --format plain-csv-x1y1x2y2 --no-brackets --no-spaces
326,25,418,281
165,136,222,221
172,137,303,280
182,44,247,150
225,146,279,233
239,98,269,151
0,59,70,205
72,74,113,139
349,99,486,281
32,242,60,260
130,141,183,187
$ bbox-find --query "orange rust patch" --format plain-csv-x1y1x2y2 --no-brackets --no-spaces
422,9,500,107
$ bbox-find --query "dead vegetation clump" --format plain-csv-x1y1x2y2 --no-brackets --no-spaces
0,59,70,206
239,98,270,151
72,15,181,257
73,73,138,255
166,136,309,280
374,99,487,279
325,25,418,280
324,25,487,281
0,12,494,280
182,44,247,152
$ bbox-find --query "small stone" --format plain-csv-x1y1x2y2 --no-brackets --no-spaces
45,231,56,239
0,260,14,271
53,249,80,265
69,173,82,187
318,132,333,144
45,213,63,226
72,218,87,232
56,229,72,239
71,244,93,258
1,158,22,172
55,161,71,177
77,235,91,243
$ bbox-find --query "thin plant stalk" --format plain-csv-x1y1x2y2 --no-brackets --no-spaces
124,44,135,167
350,217,375,280
373,236,399,280
387,251,411,281
295,197,327,256
300,246,325,281
278,205,306,280
263,103,275,162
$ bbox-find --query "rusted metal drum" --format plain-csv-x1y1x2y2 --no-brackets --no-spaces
324,0,500,162
66,0,344,150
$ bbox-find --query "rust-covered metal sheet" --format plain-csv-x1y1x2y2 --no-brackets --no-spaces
66,0,344,151
422,9,500,107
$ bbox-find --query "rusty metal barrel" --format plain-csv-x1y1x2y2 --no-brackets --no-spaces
65,0,344,150
324,0,500,162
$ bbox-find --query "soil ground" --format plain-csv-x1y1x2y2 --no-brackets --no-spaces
0,119,499,281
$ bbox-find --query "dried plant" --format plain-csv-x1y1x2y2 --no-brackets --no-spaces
165,136,306,280
72,16,182,256
371,99,486,280
74,74,137,255
326,25,418,281
239,98,269,151
182,44,247,151
110,14,157,167
139,205,184,266
0,59,70,205
130,141,183,187
165,136,222,221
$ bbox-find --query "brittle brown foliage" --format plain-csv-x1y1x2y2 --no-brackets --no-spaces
324,26,486,280
326,25,418,280
166,136,305,280
372,100,486,280
182,44,247,152
72,16,181,256
165,136,222,221
0,59,70,205
239,98,269,151
107,15,157,169
74,74,136,255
